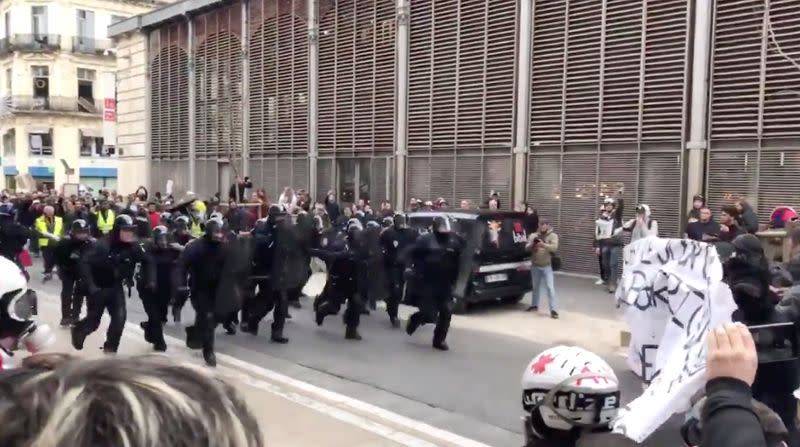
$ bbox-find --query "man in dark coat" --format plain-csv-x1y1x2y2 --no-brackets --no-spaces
380,214,418,327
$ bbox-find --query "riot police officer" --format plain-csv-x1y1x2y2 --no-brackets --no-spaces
169,215,193,323
380,214,419,327
311,219,364,340
0,203,32,275
138,225,180,351
363,220,386,313
173,217,230,366
240,213,281,341
72,215,155,353
405,216,462,351
53,219,92,327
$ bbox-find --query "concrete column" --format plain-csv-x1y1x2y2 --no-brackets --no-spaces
144,31,153,192
394,0,409,208
685,0,713,212
187,16,197,193
513,0,533,207
241,0,250,182
308,0,319,200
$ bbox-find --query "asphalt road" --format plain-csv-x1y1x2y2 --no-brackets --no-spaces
30,268,683,447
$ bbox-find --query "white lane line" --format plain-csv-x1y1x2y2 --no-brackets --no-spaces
36,291,495,447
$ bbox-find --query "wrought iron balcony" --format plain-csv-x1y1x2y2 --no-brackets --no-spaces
71,37,113,55
10,95,103,115
9,34,61,52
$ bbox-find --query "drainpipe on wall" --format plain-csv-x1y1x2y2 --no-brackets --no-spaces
513,0,533,208
187,15,197,193
308,0,319,200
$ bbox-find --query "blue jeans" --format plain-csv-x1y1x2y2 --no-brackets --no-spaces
601,246,621,286
530,265,558,312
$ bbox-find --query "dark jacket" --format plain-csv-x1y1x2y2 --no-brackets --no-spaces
53,236,91,277
228,180,253,202
79,239,153,292
686,220,721,242
739,205,760,234
325,197,341,223
701,378,767,447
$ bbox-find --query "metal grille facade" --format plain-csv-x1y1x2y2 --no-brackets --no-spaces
406,0,517,208
248,0,309,201
317,0,395,203
194,3,244,197
707,0,800,222
149,22,191,195
528,0,690,274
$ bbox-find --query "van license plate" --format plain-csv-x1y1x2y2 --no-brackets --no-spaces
486,273,508,283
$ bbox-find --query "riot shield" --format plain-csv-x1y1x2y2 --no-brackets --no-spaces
214,235,254,318
271,217,306,292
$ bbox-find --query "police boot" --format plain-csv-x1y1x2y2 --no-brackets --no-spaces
203,348,217,367
433,341,450,351
71,325,87,350
389,316,401,329
242,320,258,336
345,325,362,341
222,321,237,335
59,317,72,327
405,314,421,336
172,306,182,324
140,321,153,344
101,342,118,354
270,323,289,344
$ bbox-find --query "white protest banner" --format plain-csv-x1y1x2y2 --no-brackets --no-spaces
611,237,737,443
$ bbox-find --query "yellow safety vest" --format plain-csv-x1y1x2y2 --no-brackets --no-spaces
96,209,115,234
190,220,203,238
35,216,63,248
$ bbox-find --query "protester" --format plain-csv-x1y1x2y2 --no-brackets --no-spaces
621,204,658,242
460,199,472,210
686,206,721,242
594,196,624,293
485,190,501,210
717,205,745,243
688,194,706,223
324,190,341,222
737,199,760,234
228,176,253,202
526,219,559,319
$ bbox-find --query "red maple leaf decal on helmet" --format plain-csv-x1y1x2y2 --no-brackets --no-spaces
531,354,555,374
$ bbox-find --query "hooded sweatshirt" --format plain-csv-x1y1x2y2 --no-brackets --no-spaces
622,204,658,243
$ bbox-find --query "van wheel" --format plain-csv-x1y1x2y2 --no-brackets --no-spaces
452,296,469,315
501,295,525,305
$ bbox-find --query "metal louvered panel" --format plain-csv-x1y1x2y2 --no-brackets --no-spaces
277,158,293,192
150,23,189,161
194,159,220,197
564,0,601,144
638,153,682,236
527,154,561,228
317,158,335,201
454,156,483,207
293,159,309,192
530,0,565,146
407,157,431,202
409,0,516,151
318,0,395,156
710,0,763,140
368,157,389,202
261,158,279,201
706,151,759,211
758,151,800,221
559,154,599,274
248,0,308,158
429,156,455,203
763,0,800,138
598,154,637,211
642,0,689,142
194,4,243,161
482,156,512,206
602,0,643,143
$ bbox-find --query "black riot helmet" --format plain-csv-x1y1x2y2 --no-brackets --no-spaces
381,216,393,229
153,225,170,249
204,217,227,243
366,220,381,230
112,214,138,244
432,216,451,234
393,214,408,229
70,219,90,241
346,218,363,238
174,215,190,234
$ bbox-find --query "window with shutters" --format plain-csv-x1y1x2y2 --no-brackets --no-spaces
707,1,800,222
528,0,690,274
248,0,309,200
194,4,243,162
407,0,516,208
149,22,189,161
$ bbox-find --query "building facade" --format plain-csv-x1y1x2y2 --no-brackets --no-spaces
0,0,168,193
111,0,800,274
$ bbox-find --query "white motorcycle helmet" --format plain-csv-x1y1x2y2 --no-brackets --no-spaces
0,258,54,369
521,346,620,446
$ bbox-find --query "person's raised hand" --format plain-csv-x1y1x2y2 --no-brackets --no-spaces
707,322,757,386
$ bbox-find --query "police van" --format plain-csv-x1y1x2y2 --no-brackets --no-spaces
407,210,533,313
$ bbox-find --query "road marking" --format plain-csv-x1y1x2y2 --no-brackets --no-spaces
36,291,495,447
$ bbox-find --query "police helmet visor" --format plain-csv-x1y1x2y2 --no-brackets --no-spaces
119,228,138,243
393,214,408,229
4,288,37,322
206,219,226,242
433,217,451,234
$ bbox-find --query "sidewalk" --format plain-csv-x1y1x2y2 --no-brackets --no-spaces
31,291,435,447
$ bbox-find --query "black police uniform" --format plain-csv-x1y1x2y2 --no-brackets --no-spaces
53,222,92,326
311,227,363,340
0,212,32,274
169,221,194,322
137,228,180,351
72,216,154,353
405,218,463,350
363,222,386,312
173,220,229,366
241,217,282,340
266,215,307,343
379,215,419,326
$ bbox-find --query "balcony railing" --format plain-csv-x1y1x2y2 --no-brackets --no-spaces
9,34,61,52
71,37,112,55
11,95,103,114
